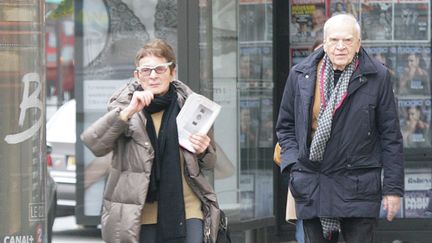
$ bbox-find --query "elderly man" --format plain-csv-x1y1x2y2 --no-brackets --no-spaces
276,14,404,243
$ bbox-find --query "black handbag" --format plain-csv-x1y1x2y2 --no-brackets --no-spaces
216,210,232,243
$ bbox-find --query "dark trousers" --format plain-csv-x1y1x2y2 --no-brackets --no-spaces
139,218,203,243
303,217,377,243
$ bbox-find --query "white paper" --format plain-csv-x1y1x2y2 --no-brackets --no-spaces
177,93,221,153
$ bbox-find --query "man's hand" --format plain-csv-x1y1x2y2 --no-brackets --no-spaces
382,195,401,221
189,133,210,154
119,90,154,121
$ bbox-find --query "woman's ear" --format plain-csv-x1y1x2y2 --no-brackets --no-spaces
170,68,177,81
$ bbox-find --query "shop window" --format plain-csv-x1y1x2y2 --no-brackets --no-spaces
205,0,274,223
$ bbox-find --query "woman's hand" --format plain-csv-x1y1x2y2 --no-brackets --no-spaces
189,133,210,154
119,90,154,121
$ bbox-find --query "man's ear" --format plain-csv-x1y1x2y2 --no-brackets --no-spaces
133,70,139,79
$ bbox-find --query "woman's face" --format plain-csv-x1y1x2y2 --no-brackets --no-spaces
135,55,176,96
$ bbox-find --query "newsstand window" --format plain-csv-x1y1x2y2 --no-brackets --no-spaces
203,0,275,224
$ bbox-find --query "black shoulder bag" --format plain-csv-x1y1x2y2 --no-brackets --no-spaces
216,210,232,243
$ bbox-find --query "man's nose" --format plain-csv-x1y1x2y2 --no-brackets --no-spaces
335,40,345,49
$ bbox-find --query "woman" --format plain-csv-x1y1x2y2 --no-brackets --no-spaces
81,39,221,243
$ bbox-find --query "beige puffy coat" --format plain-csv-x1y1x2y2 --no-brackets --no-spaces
81,80,221,243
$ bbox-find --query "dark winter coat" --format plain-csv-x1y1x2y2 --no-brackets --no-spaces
276,47,404,219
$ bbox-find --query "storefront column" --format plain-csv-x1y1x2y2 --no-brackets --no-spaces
0,0,46,242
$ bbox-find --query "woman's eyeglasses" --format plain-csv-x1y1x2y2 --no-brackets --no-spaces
136,62,172,76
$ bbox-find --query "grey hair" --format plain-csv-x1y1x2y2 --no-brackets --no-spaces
323,14,361,40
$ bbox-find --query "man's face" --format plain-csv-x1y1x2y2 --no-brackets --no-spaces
408,107,420,121
323,22,361,70
134,55,175,95
407,54,419,69
312,10,326,27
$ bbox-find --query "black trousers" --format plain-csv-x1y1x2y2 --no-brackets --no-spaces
303,217,377,243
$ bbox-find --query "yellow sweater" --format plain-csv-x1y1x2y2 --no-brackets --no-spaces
140,111,203,224
311,60,323,139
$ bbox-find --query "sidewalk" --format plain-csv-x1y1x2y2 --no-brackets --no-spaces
52,216,103,243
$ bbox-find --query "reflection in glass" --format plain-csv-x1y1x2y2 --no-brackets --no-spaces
80,0,178,216
208,0,274,223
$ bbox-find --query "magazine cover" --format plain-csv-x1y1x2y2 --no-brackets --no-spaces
395,46,431,97
405,190,432,218
394,1,430,41
290,47,312,67
404,167,432,218
398,98,431,149
177,93,221,153
379,197,404,219
366,46,398,90
360,1,392,41
258,97,273,148
366,46,397,74
239,3,269,42
330,0,360,19
239,46,272,81
239,98,261,148
290,0,328,44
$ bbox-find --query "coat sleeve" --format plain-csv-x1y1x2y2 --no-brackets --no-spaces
80,107,129,157
376,69,404,197
276,70,299,173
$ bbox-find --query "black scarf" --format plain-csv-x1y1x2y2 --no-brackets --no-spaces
143,84,186,243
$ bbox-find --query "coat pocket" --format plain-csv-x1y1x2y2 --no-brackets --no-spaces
289,169,317,203
111,171,147,204
338,167,381,202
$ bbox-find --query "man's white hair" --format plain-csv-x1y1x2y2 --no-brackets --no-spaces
323,14,361,40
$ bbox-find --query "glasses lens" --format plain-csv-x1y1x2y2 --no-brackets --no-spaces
137,62,171,76
154,65,168,74
140,68,152,76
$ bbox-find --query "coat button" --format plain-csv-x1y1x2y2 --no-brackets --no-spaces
144,142,149,146
347,164,352,168
305,75,309,79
